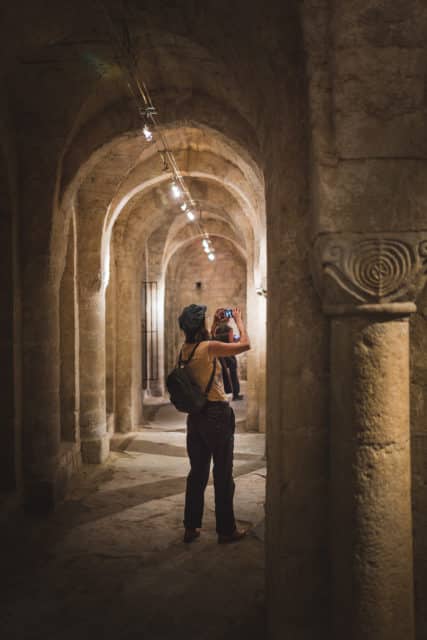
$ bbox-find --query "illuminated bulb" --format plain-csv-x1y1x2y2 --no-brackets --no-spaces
202,239,209,249
208,252,215,261
203,245,210,253
187,210,195,221
142,124,153,141
171,182,182,199
180,203,187,212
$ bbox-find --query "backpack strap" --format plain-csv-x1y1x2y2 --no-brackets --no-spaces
178,342,200,366
178,342,217,398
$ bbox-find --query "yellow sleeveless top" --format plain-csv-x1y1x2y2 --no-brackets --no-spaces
180,341,227,402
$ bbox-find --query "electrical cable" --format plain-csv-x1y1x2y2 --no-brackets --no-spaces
96,0,216,260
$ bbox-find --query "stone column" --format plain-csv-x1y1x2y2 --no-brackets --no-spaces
78,284,110,463
330,314,414,639
312,232,427,640
246,269,266,432
60,218,80,444
105,244,117,434
0,199,17,491
143,239,165,398
21,270,62,510
147,275,165,398
115,251,142,432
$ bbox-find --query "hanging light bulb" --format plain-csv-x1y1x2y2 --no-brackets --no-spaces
142,124,153,142
180,203,187,212
187,210,195,221
208,252,215,261
171,182,182,199
204,245,210,253
202,238,209,249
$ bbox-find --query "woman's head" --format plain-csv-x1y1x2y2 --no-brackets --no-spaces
214,322,233,343
178,304,210,343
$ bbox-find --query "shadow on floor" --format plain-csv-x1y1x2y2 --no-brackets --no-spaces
1,425,266,640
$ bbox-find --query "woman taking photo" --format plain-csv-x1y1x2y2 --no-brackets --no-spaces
177,304,251,544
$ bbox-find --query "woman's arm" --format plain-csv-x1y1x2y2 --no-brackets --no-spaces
210,317,219,338
208,308,251,357
210,308,222,337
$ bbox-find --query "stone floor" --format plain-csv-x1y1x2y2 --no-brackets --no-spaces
2,400,266,640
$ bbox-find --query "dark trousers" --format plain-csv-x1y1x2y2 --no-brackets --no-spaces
184,402,236,535
220,356,240,397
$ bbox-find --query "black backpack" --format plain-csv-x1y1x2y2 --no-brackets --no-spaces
166,343,217,414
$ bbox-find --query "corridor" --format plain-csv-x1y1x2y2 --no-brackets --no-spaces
2,400,265,640
2,2,427,638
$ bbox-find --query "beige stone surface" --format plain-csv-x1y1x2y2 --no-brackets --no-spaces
165,236,247,377
1,429,266,640
330,318,414,639
2,1,427,638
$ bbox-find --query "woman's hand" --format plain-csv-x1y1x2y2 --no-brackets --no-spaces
208,306,250,357
232,307,243,327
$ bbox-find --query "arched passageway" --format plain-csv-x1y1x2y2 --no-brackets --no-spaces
2,3,427,640
83,121,267,440
164,235,248,381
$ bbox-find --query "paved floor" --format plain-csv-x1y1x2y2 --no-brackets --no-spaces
2,402,266,640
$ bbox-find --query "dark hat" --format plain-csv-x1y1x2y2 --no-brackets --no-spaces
178,304,207,331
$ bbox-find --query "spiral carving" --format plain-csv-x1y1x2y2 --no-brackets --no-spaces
419,240,427,258
345,239,413,298
315,233,427,308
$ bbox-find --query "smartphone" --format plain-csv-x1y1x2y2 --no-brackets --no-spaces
224,308,233,318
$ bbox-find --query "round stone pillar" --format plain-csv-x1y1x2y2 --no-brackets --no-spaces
330,313,414,639
79,290,109,462
22,276,62,510
115,254,142,432
311,231,427,640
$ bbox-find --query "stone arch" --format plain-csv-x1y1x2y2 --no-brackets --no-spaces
165,231,247,351
2,5,329,636
61,123,264,298
103,137,265,432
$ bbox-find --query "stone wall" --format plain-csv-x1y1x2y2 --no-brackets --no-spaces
165,237,247,379
411,286,427,638
2,1,427,637
302,2,427,637
0,98,21,496
59,217,79,443
0,181,16,490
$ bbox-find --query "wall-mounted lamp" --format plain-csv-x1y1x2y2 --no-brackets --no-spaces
256,287,267,298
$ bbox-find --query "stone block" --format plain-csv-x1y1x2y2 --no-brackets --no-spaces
81,434,110,464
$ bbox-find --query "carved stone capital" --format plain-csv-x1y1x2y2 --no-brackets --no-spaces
311,232,427,316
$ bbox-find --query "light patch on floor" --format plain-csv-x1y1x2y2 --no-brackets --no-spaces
2,408,266,640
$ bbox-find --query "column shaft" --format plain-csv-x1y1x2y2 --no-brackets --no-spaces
79,291,109,462
330,316,415,639
115,260,142,432
22,281,61,509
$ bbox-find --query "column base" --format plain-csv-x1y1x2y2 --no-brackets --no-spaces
81,434,110,464
115,410,133,433
147,381,164,397
24,443,82,514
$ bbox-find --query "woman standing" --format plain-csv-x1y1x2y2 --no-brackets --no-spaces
213,322,244,401
177,304,251,543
